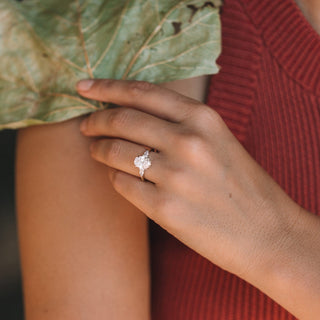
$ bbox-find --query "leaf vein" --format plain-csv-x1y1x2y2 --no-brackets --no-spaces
128,39,217,78
146,11,216,49
76,0,93,78
92,0,130,71
121,0,187,80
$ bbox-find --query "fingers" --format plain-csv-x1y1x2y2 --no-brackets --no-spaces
76,79,203,123
80,107,176,152
90,138,163,183
108,168,159,219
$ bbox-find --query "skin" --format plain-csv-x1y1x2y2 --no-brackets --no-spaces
16,0,320,316
16,2,320,316
294,0,320,34
15,114,150,319
76,78,320,320
15,76,208,320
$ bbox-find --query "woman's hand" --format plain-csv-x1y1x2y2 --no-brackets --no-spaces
76,78,301,282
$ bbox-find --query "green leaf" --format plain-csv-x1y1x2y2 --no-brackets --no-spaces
0,0,222,130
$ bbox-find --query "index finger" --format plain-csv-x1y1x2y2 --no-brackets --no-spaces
76,79,202,123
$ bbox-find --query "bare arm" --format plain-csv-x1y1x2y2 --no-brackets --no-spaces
15,75,209,320
74,76,320,320
15,115,150,320
250,206,320,320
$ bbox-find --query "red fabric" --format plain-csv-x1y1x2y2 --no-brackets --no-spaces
149,0,320,318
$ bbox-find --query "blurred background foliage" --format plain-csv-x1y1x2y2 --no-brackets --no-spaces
0,130,24,319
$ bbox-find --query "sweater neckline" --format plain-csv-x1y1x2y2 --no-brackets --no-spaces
241,0,320,95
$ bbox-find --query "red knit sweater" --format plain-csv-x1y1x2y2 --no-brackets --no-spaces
149,0,320,318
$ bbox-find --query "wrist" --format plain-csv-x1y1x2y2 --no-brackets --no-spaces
237,183,302,284
269,207,320,286
247,201,320,318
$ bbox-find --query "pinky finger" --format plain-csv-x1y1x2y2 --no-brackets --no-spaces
107,168,160,219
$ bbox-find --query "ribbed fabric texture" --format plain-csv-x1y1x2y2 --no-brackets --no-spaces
149,0,320,319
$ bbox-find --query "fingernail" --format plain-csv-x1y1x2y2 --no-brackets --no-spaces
80,118,88,132
77,79,94,91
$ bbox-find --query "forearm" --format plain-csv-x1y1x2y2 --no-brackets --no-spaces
246,201,320,320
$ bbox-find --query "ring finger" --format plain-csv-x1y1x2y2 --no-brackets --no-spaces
90,138,164,183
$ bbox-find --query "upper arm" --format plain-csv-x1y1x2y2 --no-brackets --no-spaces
15,115,150,320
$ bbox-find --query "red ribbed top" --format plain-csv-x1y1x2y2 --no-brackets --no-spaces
149,0,320,318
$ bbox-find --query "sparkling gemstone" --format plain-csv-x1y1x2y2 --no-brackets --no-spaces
134,150,151,177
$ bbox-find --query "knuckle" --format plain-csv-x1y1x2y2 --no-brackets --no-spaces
170,128,189,148
108,108,130,129
86,110,105,131
127,80,155,98
184,134,207,162
186,133,206,151
175,96,203,120
105,140,121,163
196,106,224,130
173,129,206,159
